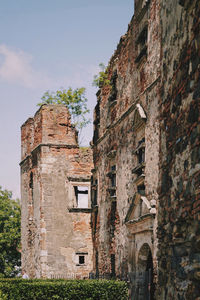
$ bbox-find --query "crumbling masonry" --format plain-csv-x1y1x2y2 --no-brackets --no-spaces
91,0,200,299
21,0,200,298
20,105,93,279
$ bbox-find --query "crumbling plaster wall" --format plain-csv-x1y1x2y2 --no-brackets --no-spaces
21,105,93,279
157,0,200,298
92,0,160,280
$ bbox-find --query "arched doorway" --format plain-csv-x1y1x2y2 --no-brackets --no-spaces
136,243,154,300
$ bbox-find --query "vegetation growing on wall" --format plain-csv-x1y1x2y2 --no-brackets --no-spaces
37,87,90,131
92,63,110,88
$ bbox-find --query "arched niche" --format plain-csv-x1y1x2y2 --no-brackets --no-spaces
136,243,155,300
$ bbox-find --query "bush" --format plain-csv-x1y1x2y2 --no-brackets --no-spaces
0,278,128,300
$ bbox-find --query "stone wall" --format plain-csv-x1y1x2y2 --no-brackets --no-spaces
21,105,93,278
91,1,160,297
157,0,200,298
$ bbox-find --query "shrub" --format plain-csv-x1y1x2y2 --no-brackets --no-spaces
0,278,128,300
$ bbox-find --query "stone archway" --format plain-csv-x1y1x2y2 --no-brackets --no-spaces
136,243,154,300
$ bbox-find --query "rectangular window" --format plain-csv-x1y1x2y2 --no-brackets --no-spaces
76,252,88,266
74,186,89,208
137,184,145,195
110,165,116,188
138,147,145,164
79,256,85,265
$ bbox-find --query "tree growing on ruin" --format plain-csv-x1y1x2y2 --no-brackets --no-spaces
0,187,21,277
92,63,110,88
37,87,90,132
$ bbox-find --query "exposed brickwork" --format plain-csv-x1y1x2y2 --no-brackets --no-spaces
92,0,160,297
157,0,200,298
21,105,93,279
92,0,199,299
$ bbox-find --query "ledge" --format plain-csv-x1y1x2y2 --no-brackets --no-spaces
134,142,145,154
132,162,145,174
126,213,155,225
67,177,91,182
68,208,92,213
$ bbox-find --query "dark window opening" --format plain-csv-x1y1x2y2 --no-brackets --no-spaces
29,172,33,189
139,199,143,216
93,102,100,143
92,179,98,206
32,151,37,167
135,25,148,63
110,165,116,188
111,254,116,278
29,172,34,204
79,256,85,265
138,184,145,196
94,189,98,206
108,70,118,102
111,174,116,187
108,165,116,197
138,147,145,164
111,165,116,172
111,201,116,223
110,189,116,197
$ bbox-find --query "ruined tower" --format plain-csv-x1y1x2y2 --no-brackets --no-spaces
20,105,93,278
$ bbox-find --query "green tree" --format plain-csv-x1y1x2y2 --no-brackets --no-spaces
37,87,90,132
0,187,21,277
92,63,110,88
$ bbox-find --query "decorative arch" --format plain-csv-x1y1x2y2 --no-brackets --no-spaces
136,243,155,299
137,243,152,271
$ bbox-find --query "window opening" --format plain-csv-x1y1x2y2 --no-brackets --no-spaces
111,165,116,187
108,70,118,103
74,186,89,208
138,147,145,164
29,172,33,189
139,199,143,216
29,172,34,204
110,202,117,236
137,184,145,196
93,179,98,206
79,256,85,265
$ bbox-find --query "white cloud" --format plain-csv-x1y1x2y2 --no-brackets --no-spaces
0,44,99,91
0,44,51,88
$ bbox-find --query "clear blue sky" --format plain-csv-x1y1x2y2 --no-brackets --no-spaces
0,0,134,198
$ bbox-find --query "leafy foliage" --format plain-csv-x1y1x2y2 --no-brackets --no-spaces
0,278,128,300
37,87,90,131
0,187,21,278
92,63,110,88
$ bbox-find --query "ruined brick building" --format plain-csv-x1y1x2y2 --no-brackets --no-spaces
20,0,200,298
91,0,200,299
20,105,93,279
